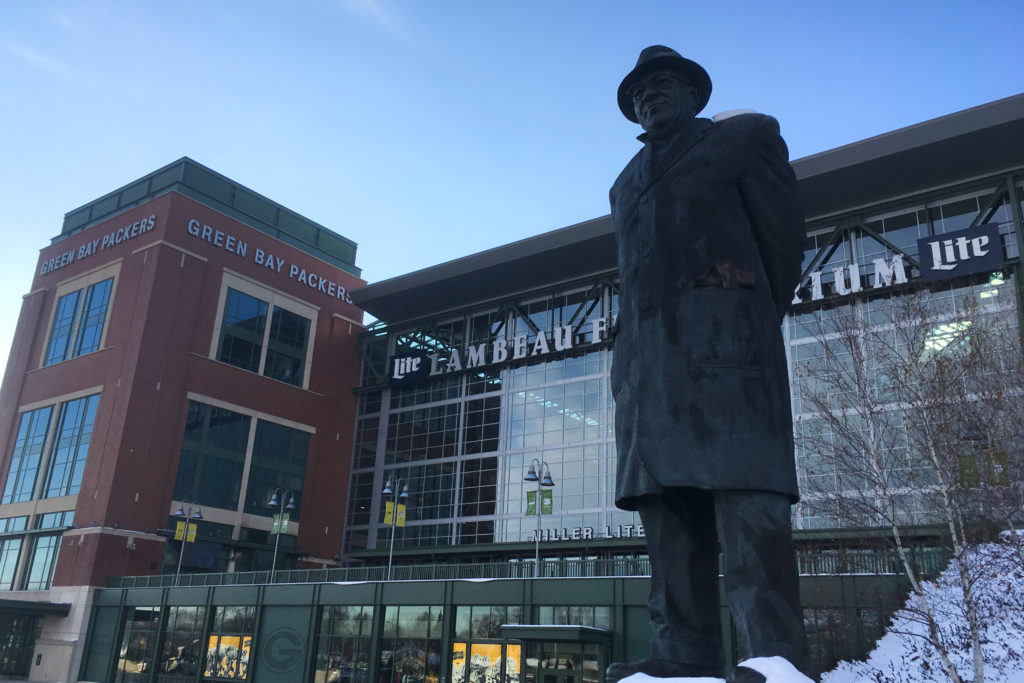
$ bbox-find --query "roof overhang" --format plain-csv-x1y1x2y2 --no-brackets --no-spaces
792,93,1024,220
499,624,612,643
0,598,72,617
352,94,1024,325
351,216,615,324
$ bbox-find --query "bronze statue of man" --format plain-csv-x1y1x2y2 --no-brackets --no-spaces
608,46,810,682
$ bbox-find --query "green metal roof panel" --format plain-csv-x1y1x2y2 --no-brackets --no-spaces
55,157,361,277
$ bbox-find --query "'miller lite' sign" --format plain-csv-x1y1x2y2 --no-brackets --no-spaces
918,223,1002,283
389,351,432,386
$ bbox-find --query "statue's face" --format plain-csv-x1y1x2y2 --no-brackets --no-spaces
630,70,697,134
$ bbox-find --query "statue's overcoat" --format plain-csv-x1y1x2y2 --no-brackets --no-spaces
610,113,805,508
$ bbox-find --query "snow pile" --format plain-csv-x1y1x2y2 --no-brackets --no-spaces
620,656,812,683
822,536,1024,682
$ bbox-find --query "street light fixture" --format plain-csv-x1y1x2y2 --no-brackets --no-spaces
382,477,410,581
524,459,555,578
172,502,202,586
266,489,296,582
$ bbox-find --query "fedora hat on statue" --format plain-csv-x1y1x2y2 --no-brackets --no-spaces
617,45,713,123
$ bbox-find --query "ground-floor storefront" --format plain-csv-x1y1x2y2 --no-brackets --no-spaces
78,568,916,683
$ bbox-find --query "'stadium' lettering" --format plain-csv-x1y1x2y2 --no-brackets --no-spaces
791,254,909,304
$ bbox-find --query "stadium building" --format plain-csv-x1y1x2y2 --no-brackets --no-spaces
0,158,365,681
4,94,1024,682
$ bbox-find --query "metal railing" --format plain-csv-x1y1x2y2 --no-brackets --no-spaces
108,548,950,588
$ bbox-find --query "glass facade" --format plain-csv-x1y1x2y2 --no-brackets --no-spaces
344,283,629,553
787,184,1021,530
347,179,1024,556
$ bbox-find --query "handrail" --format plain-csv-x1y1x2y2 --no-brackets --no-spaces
107,548,950,588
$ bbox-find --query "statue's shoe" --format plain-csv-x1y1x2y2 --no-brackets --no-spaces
726,667,765,683
606,658,722,682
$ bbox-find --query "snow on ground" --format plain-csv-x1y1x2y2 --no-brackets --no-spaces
619,657,812,683
822,535,1024,682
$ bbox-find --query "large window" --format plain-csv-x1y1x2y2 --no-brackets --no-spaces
173,400,313,518
205,606,255,680
380,606,444,683
2,393,99,504
242,420,310,520
173,401,251,510
42,395,99,498
0,517,27,590
1,407,53,503
18,511,72,591
0,513,69,592
115,606,162,682
313,606,375,683
214,279,314,387
157,606,207,682
44,277,114,365
21,534,60,590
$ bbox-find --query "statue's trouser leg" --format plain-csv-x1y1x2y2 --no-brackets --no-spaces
713,490,810,673
638,491,725,676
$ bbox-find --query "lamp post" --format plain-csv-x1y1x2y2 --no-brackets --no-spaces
524,459,555,578
266,489,296,582
173,502,202,586
382,477,409,581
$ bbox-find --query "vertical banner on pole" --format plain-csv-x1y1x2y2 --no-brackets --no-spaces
396,503,406,527
525,490,536,515
541,489,553,515
384,500,395,525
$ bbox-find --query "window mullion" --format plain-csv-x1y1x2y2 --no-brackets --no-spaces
258,300,275,376
32,409,60,502
67,294,87,361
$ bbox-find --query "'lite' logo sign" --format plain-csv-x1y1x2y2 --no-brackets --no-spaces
389,352,431,386
918,224,1002,283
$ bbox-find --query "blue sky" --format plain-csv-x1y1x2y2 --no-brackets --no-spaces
1,1,1022,374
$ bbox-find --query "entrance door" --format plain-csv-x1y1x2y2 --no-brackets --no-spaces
519,640,602,683
0,614,41,678
536,642,597,683
540,669,579,683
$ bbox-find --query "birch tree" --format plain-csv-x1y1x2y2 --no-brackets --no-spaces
793,277,1024,683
